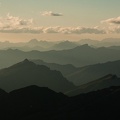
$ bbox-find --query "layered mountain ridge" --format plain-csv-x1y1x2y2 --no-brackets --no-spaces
0,59,75,92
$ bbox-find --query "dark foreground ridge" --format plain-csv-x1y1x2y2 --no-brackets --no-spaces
0,85,120,120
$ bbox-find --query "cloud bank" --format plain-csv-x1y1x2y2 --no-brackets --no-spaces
41,11,63,16
0,26,105,34
0,14,106,34
1,14,120,34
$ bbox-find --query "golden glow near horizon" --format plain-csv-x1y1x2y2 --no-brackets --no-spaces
0,0,120,42
1,33,120,43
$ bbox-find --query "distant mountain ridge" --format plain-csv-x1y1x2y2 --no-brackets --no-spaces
79,38,120,47
2,38,120,53
0,39,78,51
50,40,77,50
1,44,120,68
32,59,77,76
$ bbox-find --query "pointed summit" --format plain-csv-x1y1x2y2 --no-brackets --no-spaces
19,59,36,67
51,40,77,50
72,44,92,51
23,59,30,63
7,59,36,70
28,39,39,44
79,44,90,48
0,60,75,92
22,59,32,64
19,59,35,65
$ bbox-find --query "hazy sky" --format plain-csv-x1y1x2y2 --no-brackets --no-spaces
0,0,120,42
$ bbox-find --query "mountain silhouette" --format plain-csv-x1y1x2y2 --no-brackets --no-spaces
79,39,99,45
0,85,120,119
0,88,7,97
67,60,120,85
50,40,77,50
0,59,75,92
66,74,120,96
0,85,68,120
32,59,120,86
79,38,120,47
32,59,77,76
1,44,120,68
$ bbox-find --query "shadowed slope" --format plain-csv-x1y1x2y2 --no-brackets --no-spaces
0,59,75,92
66,74,120,96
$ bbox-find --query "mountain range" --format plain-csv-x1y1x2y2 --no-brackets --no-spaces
0,39,78,51
32,59,77,76
1,38,120,50
0,85,120,119
49,40,77,50
0,59,75,92
0,39,56,51
1,59,119,96
0,57,119,119
66,74,120,96
32,59,120,86
79,38,120,47
1,44,120,69
66,59,120,85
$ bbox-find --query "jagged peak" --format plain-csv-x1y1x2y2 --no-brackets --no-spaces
28,39,39,43
73,44,92,50
4,59,52,72
81,44,89,46
23,59,31,63
60,40,72,43
20,59,37,66
6,59,36,69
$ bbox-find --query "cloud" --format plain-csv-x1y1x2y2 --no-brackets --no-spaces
0,14,33,29
66,26,105,34
38,26,105,34
41,11,63,16
0,26,106,34
102,17,120,24
0,14,106,34
107,26,120,33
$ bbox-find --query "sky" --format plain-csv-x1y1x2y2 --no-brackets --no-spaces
0,0,120,42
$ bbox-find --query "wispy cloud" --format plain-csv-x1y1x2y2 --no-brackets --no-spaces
102,16,120,24
41,11,63,16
